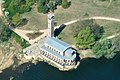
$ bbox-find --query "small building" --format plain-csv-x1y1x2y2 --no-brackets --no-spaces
24,14,77,70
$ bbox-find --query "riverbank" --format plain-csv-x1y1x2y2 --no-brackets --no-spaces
0,40,96,73
0,43,15,73
1,53,120,80
79,49,96,59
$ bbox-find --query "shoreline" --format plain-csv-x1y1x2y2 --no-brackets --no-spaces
0,49,96,74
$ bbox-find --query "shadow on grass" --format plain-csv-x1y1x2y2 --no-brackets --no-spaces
54,24,66,37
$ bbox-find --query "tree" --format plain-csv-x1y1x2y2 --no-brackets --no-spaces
37,0,50,13
43,4,49,13
37,1,44,13
62,0,71,9
12,13,22,25
70,19,104,40
0,18,12,42
55,0,62,5
92,39,116,59
48,2,56,12
114,37,120,51
75,27,96,49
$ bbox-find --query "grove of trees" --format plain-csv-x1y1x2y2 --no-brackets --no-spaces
37,0,71,13
73,19,117,59
3,0,71,26
3,0,36,26
92,39,116,59
72,19,104,49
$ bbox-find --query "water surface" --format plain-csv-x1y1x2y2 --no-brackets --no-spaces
0,54,120,80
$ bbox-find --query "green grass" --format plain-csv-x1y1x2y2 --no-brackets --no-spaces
20,5,48,30
57,22,76,45
58,19,120,45
18,0,120,46
20,0,120,30
101,21,120,39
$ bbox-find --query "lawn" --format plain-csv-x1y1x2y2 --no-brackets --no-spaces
20,5,48,30
20,0,120,30
58,19,120,45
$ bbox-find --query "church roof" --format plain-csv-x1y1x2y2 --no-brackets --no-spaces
40,45,76,59
45,37,70,52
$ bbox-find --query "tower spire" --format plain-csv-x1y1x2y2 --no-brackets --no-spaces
48,14,54,37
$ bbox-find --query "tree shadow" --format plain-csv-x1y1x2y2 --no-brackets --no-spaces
19,18,28,27
75,53,81,65
54,24,66,37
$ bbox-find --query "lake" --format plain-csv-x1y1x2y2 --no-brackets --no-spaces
0,53,120,80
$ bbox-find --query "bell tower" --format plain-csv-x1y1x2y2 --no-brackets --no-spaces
48,14,54,37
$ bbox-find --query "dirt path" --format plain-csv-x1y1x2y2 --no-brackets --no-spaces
87,17,120,22
9,19,79,44
9,16,120,45
102,32,120,41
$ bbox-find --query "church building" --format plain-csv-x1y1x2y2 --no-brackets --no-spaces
24,14,77,70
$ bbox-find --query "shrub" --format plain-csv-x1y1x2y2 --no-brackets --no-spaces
62,0,71,9
12,13,22,26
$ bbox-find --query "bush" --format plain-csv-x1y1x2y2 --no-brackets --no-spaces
12,13,22,26
62,0,71,9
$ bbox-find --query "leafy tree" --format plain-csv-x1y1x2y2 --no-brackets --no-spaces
55,0,62,5
0,18,12,42
114,37,120,51
18,0,26,4
5,0,34,19
37,1,44,13
7,0,16,18
43,4,49,13
62,0,71,9
71,19,104,40
75,27,96,49
37,0,50,13
92,39,116,59
12,13,22,25
48,2,56,12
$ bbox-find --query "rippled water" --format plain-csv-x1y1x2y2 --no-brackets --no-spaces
1,54,120,80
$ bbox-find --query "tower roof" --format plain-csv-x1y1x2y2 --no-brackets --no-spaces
48,14,54,19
